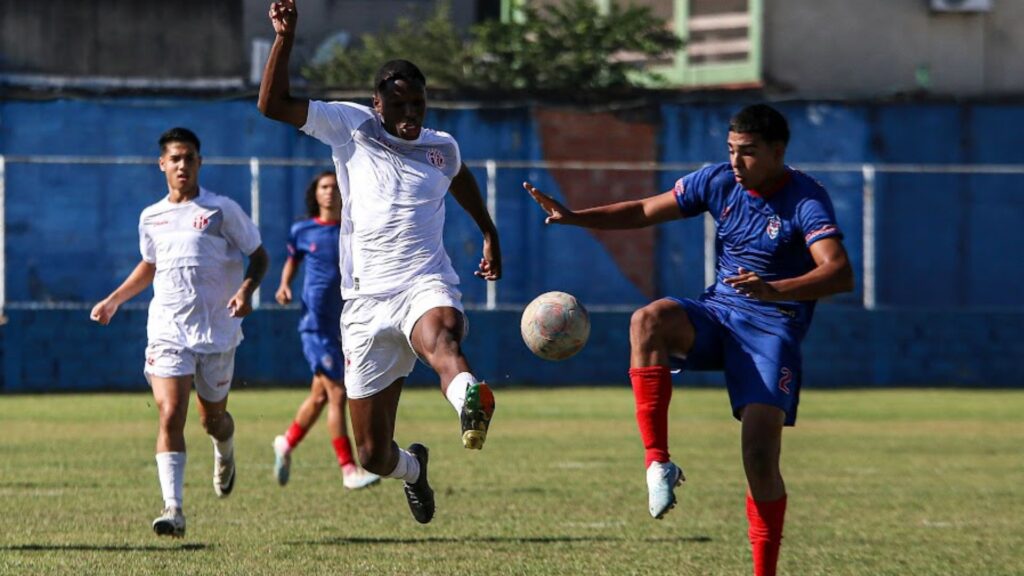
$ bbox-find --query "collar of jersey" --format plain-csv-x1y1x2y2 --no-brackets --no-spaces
313,217,340,225
164,186,206,205
745,168,791,200
379,121,424,146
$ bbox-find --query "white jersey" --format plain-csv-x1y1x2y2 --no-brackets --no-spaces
301,100,462,299
139,188,262,353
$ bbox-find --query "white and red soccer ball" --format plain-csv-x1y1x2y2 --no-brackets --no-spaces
520,291,590,361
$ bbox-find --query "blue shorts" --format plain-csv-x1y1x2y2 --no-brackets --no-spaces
670,297,803,426
300,331,344,382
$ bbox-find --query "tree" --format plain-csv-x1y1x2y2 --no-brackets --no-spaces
303,0,683,98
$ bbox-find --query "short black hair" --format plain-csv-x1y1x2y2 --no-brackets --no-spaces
728,104,790,145
373,59,426,94
305,170,338,218
159,127,201,152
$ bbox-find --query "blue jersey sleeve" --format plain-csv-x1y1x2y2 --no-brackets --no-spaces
674,163,731,218
795,188,843,247
287,221,306,263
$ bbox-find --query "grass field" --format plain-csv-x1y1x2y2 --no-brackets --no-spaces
0,387,1021,575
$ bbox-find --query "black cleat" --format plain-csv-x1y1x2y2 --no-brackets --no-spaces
403,443,435,524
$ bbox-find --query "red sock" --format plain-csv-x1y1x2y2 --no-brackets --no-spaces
332,436,355,468
629,366,672,467
284,421,308,449
747,493,787,576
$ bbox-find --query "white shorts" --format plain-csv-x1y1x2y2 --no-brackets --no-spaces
342,279,467,399
144,342,236,403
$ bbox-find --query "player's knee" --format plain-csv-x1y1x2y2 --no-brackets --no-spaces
630,306,665,347
157,403,187,432
742,442,779,481
311,391,329,410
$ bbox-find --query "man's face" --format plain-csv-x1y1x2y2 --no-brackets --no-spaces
373,79,426,141
159,141,201,193
315,174,340,211
727,131,785,191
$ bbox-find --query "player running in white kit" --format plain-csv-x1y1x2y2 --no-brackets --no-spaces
91,127,268,538
259,0,500,524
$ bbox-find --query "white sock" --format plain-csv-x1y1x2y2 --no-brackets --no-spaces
445,372,478,415
211,435,234,461
155,452,186,509
385,448,421,484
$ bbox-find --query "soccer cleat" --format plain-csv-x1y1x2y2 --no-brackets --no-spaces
646,460,685,519
343,467,381,490
273,435,292,487
152,506,186,538
460,382,495,450
403,443,435,524
213,449,236,498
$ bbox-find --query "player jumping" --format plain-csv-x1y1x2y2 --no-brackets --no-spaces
258,0,501,524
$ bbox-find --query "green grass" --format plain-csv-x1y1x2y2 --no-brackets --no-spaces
0,387,1021,575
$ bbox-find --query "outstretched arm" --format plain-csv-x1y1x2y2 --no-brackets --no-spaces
90,260,156,325
257,0,309,127
523,181,681,230
228,245,270,317
724,238,855,301
451,164,501,281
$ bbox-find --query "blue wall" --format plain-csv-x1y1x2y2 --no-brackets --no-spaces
1,97,1022,391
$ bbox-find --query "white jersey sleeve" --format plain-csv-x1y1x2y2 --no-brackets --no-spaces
139,212,157,263
301,100,374,147
218,197,263,255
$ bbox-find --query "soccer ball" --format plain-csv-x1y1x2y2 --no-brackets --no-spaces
520,291,590,361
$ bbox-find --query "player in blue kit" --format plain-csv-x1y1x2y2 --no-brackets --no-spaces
524,104,853,576
272,171,380,490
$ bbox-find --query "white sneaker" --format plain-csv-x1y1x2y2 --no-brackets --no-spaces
273,435,291,487
343,467,381,490
152,506,186,538
213,450,236,498
646,461,685,519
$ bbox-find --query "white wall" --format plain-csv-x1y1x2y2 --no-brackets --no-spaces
764,0,1024,97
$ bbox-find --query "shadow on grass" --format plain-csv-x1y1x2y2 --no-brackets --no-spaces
2,543,208,552
294,535,712,546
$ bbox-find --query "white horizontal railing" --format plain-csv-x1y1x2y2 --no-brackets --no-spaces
4,155,1024,315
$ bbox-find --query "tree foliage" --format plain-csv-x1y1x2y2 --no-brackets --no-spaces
303,0,683,97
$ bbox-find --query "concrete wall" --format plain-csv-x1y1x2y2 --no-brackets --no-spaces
766,0,1024,97
0,0,244,78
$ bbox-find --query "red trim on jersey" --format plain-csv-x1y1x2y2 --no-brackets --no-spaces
314,217,341,225
746,169,791,200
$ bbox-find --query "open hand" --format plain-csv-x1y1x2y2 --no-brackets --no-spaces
523,181,573,225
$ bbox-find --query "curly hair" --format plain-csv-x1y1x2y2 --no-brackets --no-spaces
305,171,338,218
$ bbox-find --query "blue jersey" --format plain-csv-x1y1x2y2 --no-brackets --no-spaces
675,163,842,331
287,218,342,336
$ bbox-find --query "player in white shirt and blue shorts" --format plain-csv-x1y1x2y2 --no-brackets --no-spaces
91,127,269,538
259,0,501,524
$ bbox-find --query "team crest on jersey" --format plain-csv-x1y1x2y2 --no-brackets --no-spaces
309,242,317,253
427,148,445,169
193,213,211,231
766,215,781,239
